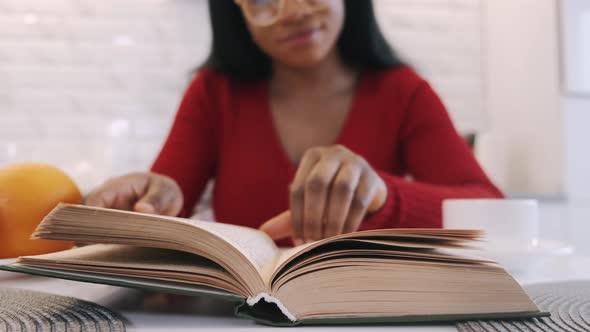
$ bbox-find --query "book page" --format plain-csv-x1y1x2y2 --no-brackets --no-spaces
274,243,316,275
36,204,282,293
43,205,280,277
20,244,225,273
270,229,484,283
18,244,248,295
182,220,281,277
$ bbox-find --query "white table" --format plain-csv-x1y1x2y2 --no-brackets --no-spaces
2,254,589,332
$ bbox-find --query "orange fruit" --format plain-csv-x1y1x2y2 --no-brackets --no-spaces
0,163,81,258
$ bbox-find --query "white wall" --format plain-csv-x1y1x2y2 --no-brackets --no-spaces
562,0,590,94
477,0,564,195
0,0,211,192
0,0,567,196
543,96,590,254
562,0,590,204
375,0,487,134
565,97,590,202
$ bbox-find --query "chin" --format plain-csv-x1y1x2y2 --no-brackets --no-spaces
280,49,331,69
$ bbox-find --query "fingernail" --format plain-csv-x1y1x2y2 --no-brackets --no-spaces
293,239,304,246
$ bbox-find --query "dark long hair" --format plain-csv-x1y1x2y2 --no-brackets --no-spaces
204,0,404,80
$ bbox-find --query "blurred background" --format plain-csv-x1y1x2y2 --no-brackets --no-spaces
0,0,589,248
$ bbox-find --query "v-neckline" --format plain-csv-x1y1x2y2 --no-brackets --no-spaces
259,72,366,173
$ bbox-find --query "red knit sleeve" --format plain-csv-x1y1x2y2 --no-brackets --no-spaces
362,81,503,230
150,70,221,217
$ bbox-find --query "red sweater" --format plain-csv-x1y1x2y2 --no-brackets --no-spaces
151,66,502,238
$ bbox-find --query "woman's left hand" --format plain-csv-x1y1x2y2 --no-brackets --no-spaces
260,145,387,244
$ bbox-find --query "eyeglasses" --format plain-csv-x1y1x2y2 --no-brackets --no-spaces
235,0,327,27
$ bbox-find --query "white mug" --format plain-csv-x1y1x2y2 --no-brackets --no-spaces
443,199,539,250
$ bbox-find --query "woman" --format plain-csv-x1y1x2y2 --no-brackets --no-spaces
85,0,502,246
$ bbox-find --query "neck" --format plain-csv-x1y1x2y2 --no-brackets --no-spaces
271,51,357,97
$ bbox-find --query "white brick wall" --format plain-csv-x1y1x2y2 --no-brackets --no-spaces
375,0,486,133
0,0,486,193
0,0,211,192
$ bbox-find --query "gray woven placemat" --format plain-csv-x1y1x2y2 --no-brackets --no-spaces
457,281,590,332
0,288,126,331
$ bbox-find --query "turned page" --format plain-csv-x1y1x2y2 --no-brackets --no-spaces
17,244,249,296
18,244,227,275
267,228,484,283
38,205,282,282
184,219,281,278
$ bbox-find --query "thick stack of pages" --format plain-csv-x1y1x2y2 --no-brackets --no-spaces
1,204,547,326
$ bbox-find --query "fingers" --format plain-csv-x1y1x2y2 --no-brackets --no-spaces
324,163,361,238
368,173,388,214
134,176,183,216
290,145,388,243
83,189,111,208
84,172,183,217
84,174,149,210
258,211,293,241
343,172,376,234
290,148,322,244
303,158,341,242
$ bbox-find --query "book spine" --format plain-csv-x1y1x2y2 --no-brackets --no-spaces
246,293,297,322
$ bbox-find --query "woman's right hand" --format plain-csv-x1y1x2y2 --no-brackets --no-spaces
84,172,184,216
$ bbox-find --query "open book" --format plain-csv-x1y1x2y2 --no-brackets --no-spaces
1,204,547,326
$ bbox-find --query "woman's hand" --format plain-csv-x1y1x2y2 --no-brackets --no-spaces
261,145,387,244
84,172,183,216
